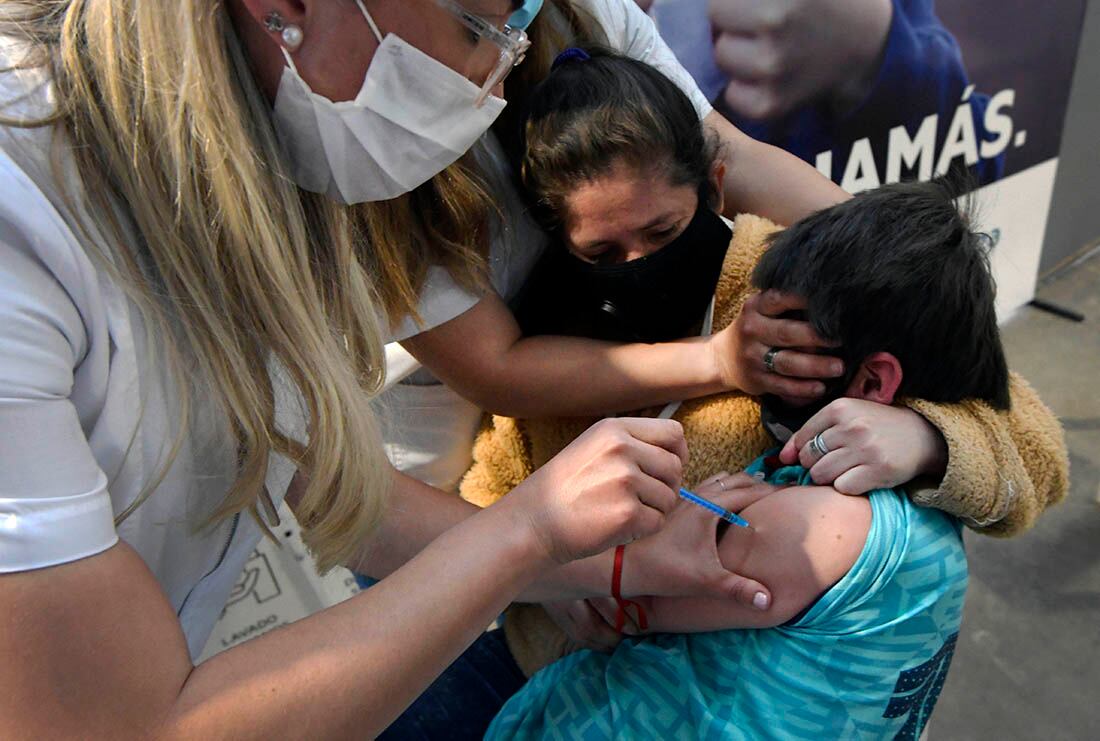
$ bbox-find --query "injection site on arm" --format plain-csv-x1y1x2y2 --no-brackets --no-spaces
639,485,870,633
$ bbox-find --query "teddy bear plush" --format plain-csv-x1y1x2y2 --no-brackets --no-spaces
458,214,1068,677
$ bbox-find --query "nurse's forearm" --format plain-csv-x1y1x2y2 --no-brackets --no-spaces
352,470,612,602
171,501,550,738
350,473,774,610
0,509,550,740
706,111,850,225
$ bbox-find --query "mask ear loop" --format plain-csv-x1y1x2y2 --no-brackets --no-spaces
354,0,386,44
280,46,300,74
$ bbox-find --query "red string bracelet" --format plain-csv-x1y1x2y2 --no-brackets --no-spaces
611,544,648,634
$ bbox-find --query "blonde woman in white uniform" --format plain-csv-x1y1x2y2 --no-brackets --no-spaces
0,1,912,738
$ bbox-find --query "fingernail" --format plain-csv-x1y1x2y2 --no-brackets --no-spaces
831,361,844,376
753,592,769,610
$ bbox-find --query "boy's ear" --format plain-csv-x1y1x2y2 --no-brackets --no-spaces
845,352,903,404
710,160,727,214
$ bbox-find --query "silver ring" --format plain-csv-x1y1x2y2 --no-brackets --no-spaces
763,347,781,374
717,477,728,491
808,436,822,459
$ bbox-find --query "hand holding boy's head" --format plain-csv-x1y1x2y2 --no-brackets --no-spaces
752,178,1010,411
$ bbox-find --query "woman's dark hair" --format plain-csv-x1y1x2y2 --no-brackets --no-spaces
520,47,721,232
752,178,1011,410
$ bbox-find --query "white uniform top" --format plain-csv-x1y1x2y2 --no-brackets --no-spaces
377,0,713,491
0,41,297,659
0,0,710,658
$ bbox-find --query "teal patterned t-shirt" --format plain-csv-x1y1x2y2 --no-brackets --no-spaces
487,454,968,740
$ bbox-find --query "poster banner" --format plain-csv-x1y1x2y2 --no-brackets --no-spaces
649,0,1088,317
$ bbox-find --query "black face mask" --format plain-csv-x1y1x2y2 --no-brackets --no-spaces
758,308,851,444
759,375,853,444
512,205,732,343
759,394,831,444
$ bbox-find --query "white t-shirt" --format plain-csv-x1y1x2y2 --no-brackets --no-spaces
376,0,713,490
0,44,297,659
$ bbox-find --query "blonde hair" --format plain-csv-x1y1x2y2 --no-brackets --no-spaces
0,0,423,572
0,1,602,572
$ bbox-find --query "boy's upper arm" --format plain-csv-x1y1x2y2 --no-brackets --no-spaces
646,486,871,632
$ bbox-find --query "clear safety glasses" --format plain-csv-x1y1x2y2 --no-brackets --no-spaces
433,0,532,107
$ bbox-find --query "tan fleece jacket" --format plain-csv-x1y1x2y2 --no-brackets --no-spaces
459,214,1070,676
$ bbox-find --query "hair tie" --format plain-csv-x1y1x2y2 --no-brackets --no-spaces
552,47,591,71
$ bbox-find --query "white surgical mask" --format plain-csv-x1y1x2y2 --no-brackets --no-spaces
272,0,507,204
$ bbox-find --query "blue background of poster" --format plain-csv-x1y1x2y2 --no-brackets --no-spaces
654,0,1088,187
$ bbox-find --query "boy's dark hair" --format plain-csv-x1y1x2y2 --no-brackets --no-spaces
521,47,721,232
752,179,1011,410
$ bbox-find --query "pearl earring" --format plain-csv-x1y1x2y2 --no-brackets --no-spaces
281,24,303,51
264,11,304,52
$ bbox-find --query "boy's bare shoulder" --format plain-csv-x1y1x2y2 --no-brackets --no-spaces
720,484,872,625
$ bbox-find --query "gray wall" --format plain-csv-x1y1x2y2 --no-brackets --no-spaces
1042,0,1100,274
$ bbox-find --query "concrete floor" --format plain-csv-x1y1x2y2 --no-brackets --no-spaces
928,253,1100,740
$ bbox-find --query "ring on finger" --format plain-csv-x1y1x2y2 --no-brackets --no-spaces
763,347,781,374
717,476,728,491
809,431,831,460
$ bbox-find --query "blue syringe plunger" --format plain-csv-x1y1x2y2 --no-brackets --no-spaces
678,488,751,529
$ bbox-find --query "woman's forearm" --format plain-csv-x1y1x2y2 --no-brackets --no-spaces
353,470,613,602
169,505,549,739
163,419,695,738
706,111,849,225
2,510,550,740
487,333,724,418
352,460,773,611
402,296,726,419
